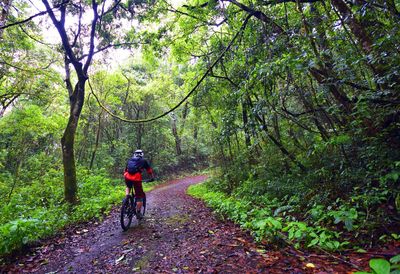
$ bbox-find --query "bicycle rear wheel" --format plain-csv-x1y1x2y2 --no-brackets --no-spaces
134,195,146,219
120,195,134,231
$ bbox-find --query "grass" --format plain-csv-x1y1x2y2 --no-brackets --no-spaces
0,174,167,258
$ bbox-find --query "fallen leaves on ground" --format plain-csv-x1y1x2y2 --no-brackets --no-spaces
1,175,397,273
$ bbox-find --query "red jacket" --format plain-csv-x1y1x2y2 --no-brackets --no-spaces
124,168,153,181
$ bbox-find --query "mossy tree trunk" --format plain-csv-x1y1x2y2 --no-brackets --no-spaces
42,0,98,204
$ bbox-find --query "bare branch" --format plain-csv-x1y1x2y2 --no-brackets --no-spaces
224,0,285,33
103,0,123,17
281,106,325,117
0,10,47,30
0,0,69,30
64,55,73,97
77,41,150,61
182,2,209,9
71,3,83,48
42,0,82,74
83,0,98,74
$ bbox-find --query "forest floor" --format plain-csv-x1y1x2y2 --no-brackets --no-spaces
1,175,397,273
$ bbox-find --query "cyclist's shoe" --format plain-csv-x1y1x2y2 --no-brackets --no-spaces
136,211,143,220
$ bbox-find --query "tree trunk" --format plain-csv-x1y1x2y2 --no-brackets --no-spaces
7,160,21,204
331,0,399,88
193,123,198,154
247,94,307,172
170,113,182,156
297,3,354,114
242,99,251,147
61,79,85,204
89,110,103,170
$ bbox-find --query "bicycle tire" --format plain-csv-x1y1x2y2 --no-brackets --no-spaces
134,194,146,219
120,195,134,231
143,195,146,216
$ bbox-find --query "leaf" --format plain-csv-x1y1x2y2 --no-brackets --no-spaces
356,249,367,253
254,220,267,229
306,263,315,268
344,219,353,231
307,238,319,247
294,229,302,239
268,218,282,229
390,255,400,264
333,241,340,249
115,254,125,265
370,258,390,274
122,248,134,254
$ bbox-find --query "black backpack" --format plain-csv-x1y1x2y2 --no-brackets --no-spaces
127,157,141,174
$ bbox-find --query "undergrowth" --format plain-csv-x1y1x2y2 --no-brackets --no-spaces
0,168,160,257
188,177,399,251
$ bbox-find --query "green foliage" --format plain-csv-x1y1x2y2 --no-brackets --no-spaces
0,169,125,256
188,182,349,250
1,0,399,259
355,255,400,274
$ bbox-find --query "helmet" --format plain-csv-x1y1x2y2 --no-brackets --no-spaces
134,149,144,158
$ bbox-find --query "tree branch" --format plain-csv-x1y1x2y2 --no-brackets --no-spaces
71,3,83,48
42,0,83,75
90,13,254,124
83,0,98,74
0,59,57,71
262,0,322,4
210,71,239,87
167,7,228,27
0,10,47,30
77,41,149,61
103,0,123,16
18,25,55,47
223,0,285,34
0,0,70,30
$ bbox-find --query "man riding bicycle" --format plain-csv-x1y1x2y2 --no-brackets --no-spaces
124,149,154,219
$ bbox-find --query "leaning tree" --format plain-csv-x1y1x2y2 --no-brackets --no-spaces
1,0,153,204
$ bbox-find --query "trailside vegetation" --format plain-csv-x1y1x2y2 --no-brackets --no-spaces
175,0,400,250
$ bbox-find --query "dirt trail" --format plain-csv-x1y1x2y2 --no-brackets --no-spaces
2,175,374,273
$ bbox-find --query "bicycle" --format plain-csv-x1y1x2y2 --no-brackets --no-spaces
120,179,152,231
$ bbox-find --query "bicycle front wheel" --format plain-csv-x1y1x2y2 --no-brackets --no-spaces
120,195,134,231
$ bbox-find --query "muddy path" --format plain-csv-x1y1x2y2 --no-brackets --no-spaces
2,175,378,273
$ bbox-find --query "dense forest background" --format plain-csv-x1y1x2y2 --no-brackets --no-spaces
1,0,399,256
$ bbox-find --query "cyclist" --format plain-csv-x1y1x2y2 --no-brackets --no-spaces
124,149,154,219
